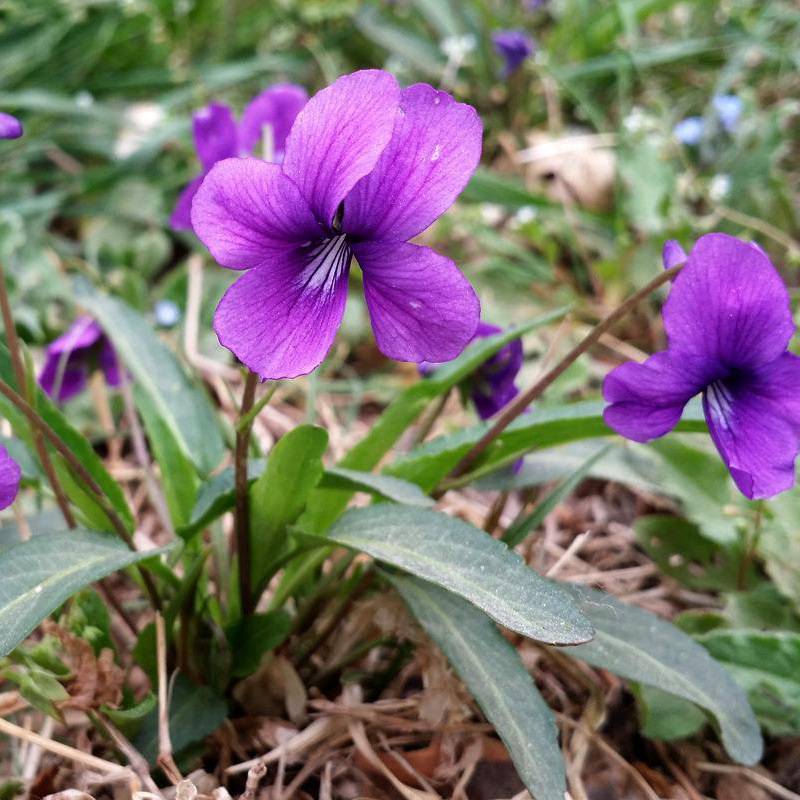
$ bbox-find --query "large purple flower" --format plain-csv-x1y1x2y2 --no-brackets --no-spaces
192,70,482,380
0,445,21,510
0,112,22,140
170,84,308,231
39,317,121,404
492,30,536,77
603,233,800,500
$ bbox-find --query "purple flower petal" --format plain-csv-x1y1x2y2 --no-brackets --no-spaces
474,379,518,420
343,84,482,242
170,174,206,231
193,103,239,170
214,238,352,379
100,338,122,388
603,351,705,442
46,316,103,354
492,30,536,76
191,158,324,269
0,112,22,140
238,84,308,160
0,445,21,510
663,233,794,370
354,240,480,363
703,353,800,499
282,70,401,227
662,239,687,270
38,357,88,404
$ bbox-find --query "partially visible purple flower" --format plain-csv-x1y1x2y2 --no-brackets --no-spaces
170,84,308,231
39,317,121,404
712,94,742,132
0,445,21,510
661,239,687,270
603,233,800,500
0,112,22,140
524,0,547,9
673,116,705,146
492,30,536,77
192,70,482,380
420,322,523,420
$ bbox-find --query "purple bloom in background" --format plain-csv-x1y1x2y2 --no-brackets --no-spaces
421,322,523,420
192,70,482,380
171,84,308,231
0,112,22,140
0,445,21,510
603,233,800,500
492,30,536,77
673,116,705,146
712,94,743,132
524,0,547,10
39,317,121,404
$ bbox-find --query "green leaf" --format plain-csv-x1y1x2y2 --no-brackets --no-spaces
319,467,434,507
77,284,224,475
562,584,762,765
227,611,292,678
391,574,565,800
503,446,610,547
634,684,706,742
0,530,166,657
326,506,593,644
302,313,568,533
102,693,157,738
0,343,133,531
696,629,800,736
390,401,707,493
250,425,328,590
134,674,228,764
133,385,198,528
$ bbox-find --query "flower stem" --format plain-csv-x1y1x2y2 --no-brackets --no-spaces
0,261,75,528
0,375,161,610
442,264,683,486
234,370,258,616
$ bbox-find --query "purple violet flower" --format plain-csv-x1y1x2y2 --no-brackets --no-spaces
492,30,536,77
603,233,800,500
0,112,23,140
420,321,523,420
191,69,482,381
0,444,21,510
39,316,122,404
712,94,743,132
673,116,705,146
171,84,308,232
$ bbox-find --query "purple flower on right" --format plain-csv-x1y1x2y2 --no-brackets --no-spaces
603,233,800,500
492,30,536,77
0,444,21,510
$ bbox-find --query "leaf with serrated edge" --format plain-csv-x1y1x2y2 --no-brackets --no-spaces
326,505,593,644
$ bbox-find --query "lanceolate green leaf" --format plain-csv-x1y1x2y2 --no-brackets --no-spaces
77,285,224,475
302,311,569,533
0,530,167,656
0,343,133,531
326,505,593,644
562,584,762,765
318,467,434,507
388,400,707,493
391,573,565,800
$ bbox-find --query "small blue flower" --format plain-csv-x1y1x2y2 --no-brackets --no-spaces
492,30,536,77
712,94,742,132
673,116,705,146
154,299,181,328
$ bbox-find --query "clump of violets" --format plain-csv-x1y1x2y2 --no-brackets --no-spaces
492,30,536,77
0,445,21,510
673,93,742,146
0,112,22,140
603,233,799,500
171,84,308,231
422,322,523,420
192,69,482,380
39,317,121,404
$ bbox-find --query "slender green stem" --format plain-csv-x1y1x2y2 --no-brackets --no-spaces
236,381,279,433
0,376,161,610
0,261,75,528
411,388,450,447
441,264,684,488
234,371,258,616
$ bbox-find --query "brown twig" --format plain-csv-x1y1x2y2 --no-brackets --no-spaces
0,260,75,527
442,264,683,486
0,375,162,609
695,762,800,800
235,370,258,616
156,612,182,785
